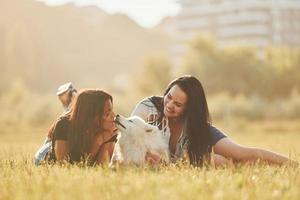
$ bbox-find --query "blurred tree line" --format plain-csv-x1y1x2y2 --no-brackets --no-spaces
130,35,300,121
181,35,300,99
133,35,300,100
1,34,300,133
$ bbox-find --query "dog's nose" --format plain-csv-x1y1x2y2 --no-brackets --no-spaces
116,114,120,118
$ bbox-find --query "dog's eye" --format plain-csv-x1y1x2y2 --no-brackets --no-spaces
129,120,133,123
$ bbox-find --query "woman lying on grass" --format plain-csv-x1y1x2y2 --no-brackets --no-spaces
132,75,296,166
46,89,118,165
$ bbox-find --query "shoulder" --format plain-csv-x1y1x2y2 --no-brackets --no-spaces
208,124,222,134
132,97,155,113
136,96,163,108
131,96,162,121
138,97,155,106
208,124,227,144
55,116,70,129
54,116,70,141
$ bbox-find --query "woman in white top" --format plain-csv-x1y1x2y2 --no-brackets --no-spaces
131,75,291,166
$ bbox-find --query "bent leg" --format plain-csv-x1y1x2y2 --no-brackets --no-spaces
214,137,289,164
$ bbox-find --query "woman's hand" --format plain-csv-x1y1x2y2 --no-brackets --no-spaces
145,152,161,165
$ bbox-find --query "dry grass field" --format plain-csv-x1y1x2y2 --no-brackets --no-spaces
0,120,299,200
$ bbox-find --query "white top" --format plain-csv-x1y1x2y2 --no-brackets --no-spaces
131,98,189,161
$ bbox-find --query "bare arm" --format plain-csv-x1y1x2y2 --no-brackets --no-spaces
91,131,117,165
96,142,115,165
214,137,290,164
55,140,69,162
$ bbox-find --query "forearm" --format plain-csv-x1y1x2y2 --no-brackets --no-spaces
214,137,295,165
242,147,289,164
55,140,69,162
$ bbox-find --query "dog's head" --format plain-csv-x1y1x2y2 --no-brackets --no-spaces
115,115,157,135
114,114,169,165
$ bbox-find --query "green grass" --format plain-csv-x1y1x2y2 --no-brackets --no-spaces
0,120,299,200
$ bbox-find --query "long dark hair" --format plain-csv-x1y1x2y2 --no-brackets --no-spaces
151,75,212,166
68,89,112,162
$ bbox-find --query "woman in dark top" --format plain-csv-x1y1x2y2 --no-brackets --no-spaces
132,75,292,166
49,89,118,165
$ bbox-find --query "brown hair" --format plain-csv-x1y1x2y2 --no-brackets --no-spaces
68,89,112,162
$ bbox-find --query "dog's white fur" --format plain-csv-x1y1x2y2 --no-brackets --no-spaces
114,115,169,165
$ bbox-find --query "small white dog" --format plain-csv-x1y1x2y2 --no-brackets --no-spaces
114,115,169,166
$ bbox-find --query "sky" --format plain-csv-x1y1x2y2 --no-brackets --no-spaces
37,0,182,28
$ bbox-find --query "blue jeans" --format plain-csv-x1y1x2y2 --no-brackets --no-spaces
34,137,52,166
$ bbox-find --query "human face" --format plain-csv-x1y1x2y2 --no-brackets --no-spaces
163,85,187,119
101,100,117,132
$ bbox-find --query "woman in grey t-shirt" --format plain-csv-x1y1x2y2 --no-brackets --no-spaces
131,75,291,166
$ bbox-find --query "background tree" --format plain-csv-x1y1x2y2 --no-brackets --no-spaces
181,34,300,99
134,56,173,97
